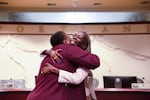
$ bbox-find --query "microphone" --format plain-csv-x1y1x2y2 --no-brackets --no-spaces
142,77,150,84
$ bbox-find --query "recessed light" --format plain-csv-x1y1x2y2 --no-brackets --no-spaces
93,3,102,6
72,0,78,7
140,1,150,4
0,2,8,5
47,3,56,6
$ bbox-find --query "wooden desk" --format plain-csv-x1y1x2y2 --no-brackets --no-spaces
95,88,150,100
0,88,31,100
0,88,150,100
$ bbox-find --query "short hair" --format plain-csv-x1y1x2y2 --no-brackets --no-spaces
50,31,66,47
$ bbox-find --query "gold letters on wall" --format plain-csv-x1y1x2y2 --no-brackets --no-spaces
0,24,149,35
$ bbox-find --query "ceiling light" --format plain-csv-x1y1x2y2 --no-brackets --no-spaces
93,2,102,6
47,3,56,6
0,2,8,5
140,1,150,4
72,0,78,7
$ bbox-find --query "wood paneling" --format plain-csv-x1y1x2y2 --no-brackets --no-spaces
0,23,150,35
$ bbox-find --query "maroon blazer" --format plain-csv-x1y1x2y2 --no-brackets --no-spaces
26,44,100,100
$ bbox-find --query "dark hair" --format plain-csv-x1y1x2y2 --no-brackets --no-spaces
50,31,66,47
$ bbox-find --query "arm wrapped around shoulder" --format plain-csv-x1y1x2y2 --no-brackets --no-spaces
67,45,100,69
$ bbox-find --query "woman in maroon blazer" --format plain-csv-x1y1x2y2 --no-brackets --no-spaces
26,31,100,100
